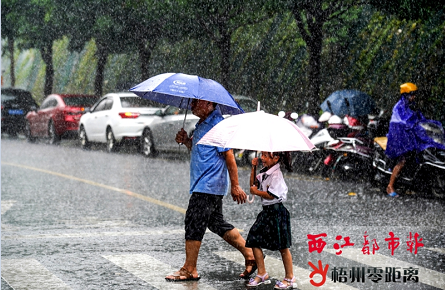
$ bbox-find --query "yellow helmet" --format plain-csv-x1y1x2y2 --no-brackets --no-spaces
400,83,418,94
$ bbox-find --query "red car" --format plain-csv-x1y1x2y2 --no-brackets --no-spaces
25,94,99,144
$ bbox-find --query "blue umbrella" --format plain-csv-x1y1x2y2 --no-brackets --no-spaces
320,89,376,117
130,73,244,115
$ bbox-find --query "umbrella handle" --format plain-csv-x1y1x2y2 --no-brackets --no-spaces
247,152,259,204
179,99,191,146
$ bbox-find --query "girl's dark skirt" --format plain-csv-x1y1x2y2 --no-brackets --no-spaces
245,203,292,251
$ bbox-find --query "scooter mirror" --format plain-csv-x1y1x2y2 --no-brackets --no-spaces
319,111,332,122
278,111,285,118
290,112,298,119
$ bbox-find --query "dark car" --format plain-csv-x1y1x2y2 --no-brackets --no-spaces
25,94,99,144
1,88,39,136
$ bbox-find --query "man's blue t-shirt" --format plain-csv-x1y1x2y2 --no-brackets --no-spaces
190,109,230,195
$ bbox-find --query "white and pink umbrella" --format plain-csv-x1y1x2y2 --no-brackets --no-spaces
197,111,315,152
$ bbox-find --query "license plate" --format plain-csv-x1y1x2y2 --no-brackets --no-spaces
8,109,24,115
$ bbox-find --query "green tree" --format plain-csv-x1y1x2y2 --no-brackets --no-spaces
369,0,444,21
268,0,365,114
62,0,175,95
183,0,270,90
120,0,175,82
1,0,25,87
12,0,67,96
61,0,131,96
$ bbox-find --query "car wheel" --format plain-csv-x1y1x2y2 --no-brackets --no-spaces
140,128,157,157
106,128,119,153
48,120,61,144
431,174,445,199
79,125,91,150
25,121,36,142
7,129,18,138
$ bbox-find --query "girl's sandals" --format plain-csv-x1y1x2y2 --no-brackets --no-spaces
246,273,271,288
274,277,297,289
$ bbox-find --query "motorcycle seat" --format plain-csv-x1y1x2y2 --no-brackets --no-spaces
374,137,387,150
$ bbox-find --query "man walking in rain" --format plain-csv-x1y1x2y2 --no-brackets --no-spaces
165,98,256,282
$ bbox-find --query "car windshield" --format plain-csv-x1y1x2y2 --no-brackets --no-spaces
120,97,159,108
236,99,258,112
1,91,36,105
63,96,98,107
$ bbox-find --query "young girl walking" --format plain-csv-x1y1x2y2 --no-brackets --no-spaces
245,151,296,289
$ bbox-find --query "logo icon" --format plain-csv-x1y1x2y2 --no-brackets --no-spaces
173,80,186,86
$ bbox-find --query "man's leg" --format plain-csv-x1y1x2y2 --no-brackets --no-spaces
166,192,206,280
184,240,201,276
165,240,201,280
222,228,256,277
387,159,405,194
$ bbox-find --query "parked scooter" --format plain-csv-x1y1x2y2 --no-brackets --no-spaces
372,121,445,198
322,99,374,180
367,109,391,139
291,108,352,174
323,135,374,180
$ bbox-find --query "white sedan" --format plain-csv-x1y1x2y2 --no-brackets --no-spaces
146,96,261,154
78,92,163,154
79,94,261,157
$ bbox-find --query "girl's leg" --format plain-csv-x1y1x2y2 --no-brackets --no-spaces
250,247,268,283
279,248,294,284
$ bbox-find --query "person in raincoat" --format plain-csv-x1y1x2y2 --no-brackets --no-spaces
385,82,445,196
165,99,256,282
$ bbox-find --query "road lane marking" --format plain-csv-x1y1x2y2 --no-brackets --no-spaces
1,200,16,215
1,258,72,290
2,229,185,240
1,162,245,233
214,251,359,290
325,248,445,289
426,248,445,255
1,162,186,214
103,254,217,290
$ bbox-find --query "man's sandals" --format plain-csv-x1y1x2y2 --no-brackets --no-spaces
165,267,201,282
239,259,258,279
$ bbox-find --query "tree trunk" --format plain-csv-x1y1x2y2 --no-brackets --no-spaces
291,2,325,115
306,32,323,115
8,37,16,87
217,24,231,90
138,40,157,82
40,43,54,96
94,45,108,97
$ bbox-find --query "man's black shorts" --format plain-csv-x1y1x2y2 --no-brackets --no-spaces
185,192,235,241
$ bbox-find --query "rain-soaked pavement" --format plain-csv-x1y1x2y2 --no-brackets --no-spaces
1,135,445,290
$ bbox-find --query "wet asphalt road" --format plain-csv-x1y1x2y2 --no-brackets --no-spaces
1,135,445,290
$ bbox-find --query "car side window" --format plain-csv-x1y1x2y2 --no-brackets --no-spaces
93,99,107,112
49,99,58,108
104,99,113,110
164,106,182,116
40,97,53,110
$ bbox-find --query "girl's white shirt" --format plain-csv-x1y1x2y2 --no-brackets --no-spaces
256,163,288,206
